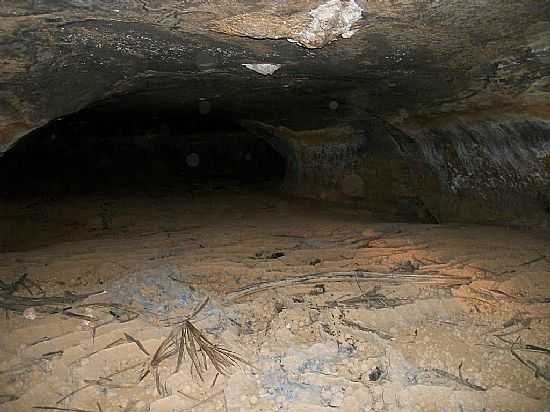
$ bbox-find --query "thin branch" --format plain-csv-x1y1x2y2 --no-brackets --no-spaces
227,270,470,301
34,407,96,412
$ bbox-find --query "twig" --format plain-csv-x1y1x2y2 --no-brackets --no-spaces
494,336,550,355
458,362,487,391
34,407,96,412
212,372,220,387
0,394,18,404
62,310,97,321
510,348,550,382
341,319,394,341
69,338,126,366
415,367,486,391
160,297,210,326
124,333,150,356
354,272,364,294
189,297,209,320
183,390,224,412
56,361,146,404
0,290,104,314
518,251,549,266
484,318,532,337
328,287,412,309
491,337,550,383
227,270,470,301
83,378,135,389
74,303,140,323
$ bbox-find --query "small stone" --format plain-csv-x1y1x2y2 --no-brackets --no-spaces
368,366,383,381
249,395,258,405
23,307,36,320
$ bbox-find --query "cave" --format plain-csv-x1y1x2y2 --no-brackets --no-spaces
0,104,287,195
1,1,550,411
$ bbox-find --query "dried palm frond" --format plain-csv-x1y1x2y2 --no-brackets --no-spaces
143,318,248,394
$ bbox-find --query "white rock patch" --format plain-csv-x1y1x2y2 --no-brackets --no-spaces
242,63,282,75
291,0,363,48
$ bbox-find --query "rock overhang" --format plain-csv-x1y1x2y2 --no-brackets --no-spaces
1,0,548,152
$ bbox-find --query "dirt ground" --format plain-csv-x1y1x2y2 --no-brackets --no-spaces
1,187,549,412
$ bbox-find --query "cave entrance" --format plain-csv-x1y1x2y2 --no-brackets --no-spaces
0,104,287,195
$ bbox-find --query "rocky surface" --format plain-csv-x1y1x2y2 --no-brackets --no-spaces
244,117,550,225
1,191,549,411
1,0,550,224
1,0,549,149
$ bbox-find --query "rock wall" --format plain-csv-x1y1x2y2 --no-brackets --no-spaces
416,119,550,226
245,117,550,226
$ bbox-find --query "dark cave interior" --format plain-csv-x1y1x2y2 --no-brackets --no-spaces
0,103,287,195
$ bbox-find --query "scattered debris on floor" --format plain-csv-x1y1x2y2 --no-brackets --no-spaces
1,194,549,410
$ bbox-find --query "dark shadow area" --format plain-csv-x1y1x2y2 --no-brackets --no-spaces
0,104,287,195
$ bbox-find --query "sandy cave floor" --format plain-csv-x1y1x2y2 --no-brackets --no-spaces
0,187,549,412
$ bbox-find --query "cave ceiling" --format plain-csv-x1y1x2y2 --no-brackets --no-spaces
1,0,549,152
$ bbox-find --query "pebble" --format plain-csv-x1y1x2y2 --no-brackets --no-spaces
23,307,36,320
